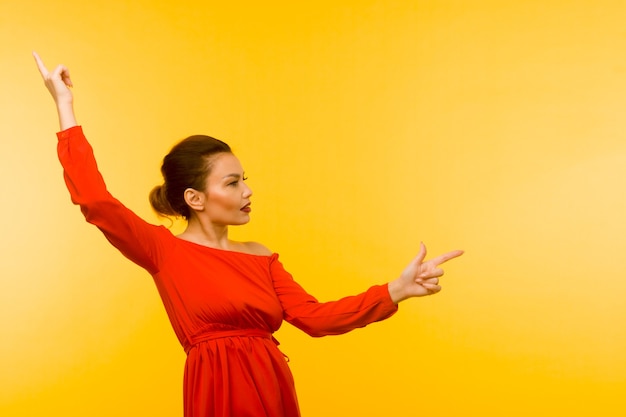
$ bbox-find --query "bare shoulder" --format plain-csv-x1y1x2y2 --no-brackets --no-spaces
239,241,273,256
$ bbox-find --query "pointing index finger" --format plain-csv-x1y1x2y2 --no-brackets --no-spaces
32,51,49,77
430,249,464,266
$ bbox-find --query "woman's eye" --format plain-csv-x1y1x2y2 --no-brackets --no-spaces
227,176,247,186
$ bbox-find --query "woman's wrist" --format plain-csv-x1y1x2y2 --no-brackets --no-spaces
387,279,406,304
57,101,77,130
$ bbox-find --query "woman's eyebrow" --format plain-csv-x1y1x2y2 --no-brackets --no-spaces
222,173,243,179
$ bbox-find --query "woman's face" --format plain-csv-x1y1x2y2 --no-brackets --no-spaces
202,153,253,226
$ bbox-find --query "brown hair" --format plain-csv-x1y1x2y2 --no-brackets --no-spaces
149,135,232,219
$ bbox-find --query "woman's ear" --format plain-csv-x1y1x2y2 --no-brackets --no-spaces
183,188,205,212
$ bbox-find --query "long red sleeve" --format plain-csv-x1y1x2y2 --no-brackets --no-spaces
57,126,167,274
270,255,398,337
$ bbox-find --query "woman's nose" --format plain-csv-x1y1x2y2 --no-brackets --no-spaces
243,183,253,197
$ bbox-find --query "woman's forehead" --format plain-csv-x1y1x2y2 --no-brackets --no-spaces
208,153,243,176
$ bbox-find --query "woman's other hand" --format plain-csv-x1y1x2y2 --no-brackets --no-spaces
388,242,464,303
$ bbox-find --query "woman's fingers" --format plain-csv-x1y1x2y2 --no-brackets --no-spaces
33,51,73,88
415,248,463,283
419,267,444,279
411,242,427,266
54,65,73,87
421,280,442,293
32,51,49,77
430,250,464,267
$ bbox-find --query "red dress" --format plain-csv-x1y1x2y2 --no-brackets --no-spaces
57,126,399,417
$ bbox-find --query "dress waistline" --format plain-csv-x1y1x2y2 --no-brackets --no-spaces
183,328,279,354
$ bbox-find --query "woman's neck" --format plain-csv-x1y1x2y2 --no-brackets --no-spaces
178,217,231,249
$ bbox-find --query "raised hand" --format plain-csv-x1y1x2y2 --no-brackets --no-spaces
388,242,464,303
33,51,77,130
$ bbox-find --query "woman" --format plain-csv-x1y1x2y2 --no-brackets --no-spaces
34,52,463,417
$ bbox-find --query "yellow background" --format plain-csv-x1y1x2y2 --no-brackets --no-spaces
2,0,626,415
